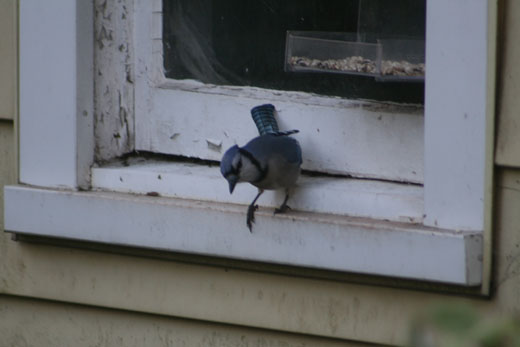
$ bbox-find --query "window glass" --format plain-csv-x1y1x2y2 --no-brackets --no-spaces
163,0,426,103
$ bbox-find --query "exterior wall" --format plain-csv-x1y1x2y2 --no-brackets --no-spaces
495,0,520,166
0,122,15,224
0,296,362,347
0,0,16,121
1,1,520,346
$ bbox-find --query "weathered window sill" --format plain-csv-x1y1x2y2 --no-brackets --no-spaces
4,184,482,285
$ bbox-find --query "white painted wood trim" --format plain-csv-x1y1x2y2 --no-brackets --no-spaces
19,0,94,189
91,162,424,223
93,0,135,162
424,0,495,231
77,0,95,188
4,185,482,285
135,87,424,183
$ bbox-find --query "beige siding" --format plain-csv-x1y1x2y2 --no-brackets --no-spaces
1,1,520,346
0,122,15,228
0,0,16,120
0,296,368,347
496,0,520,166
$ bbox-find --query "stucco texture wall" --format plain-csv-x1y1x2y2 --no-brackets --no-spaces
2,1,520,346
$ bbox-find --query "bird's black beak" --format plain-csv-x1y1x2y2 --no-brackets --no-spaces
228,178,237,194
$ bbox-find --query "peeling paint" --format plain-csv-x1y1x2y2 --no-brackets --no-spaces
94,0,135,162
206,138,222,152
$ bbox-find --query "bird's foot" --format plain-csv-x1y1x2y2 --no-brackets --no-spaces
246,204,259,232
274,204,291,215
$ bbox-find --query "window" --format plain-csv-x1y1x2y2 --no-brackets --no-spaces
4,0,496,289
162,0,425,103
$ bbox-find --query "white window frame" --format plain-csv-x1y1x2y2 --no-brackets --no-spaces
134,1,425,185
4,0,496,288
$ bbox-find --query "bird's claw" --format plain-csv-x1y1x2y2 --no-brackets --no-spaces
247,204,259,232
274,204,291,215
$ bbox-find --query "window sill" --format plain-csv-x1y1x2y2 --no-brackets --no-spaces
4,183,482,285
91,160,424,223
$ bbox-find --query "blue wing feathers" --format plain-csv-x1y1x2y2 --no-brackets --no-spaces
243,133,302,165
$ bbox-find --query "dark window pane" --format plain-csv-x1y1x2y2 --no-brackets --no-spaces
163,0,425,103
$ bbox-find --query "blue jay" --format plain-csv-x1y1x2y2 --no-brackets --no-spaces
220,104,302,232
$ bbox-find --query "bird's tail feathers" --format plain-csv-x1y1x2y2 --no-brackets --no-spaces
251,104,279,135
251,104,299,137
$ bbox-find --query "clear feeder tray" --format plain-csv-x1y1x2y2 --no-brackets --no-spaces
285,31,425,82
